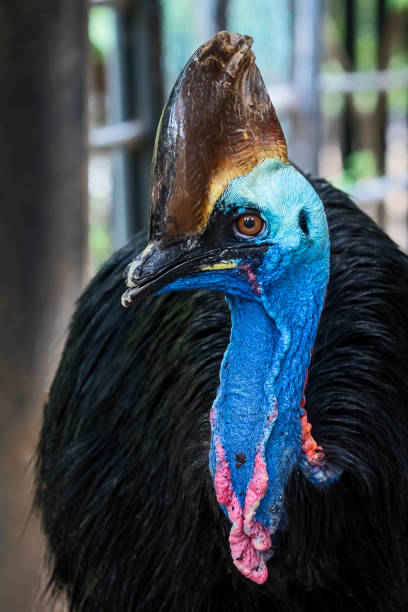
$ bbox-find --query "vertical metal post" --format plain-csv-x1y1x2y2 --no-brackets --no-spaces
108,9,132,248
0,1,88,610
292,0,323,174
129,0,163,235
342,0,356,162
110,0,163,247
376,0,387,228
215,0,229,32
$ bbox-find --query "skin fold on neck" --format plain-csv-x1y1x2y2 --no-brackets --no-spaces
209,257,333,582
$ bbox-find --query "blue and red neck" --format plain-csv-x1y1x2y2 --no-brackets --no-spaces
139,160,341,583
209,255,337,582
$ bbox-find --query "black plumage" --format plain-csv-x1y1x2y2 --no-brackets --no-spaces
36,176,408,611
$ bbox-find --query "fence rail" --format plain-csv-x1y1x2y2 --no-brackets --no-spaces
89,119,148,151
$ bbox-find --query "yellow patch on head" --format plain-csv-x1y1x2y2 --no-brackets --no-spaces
200,261,237,271
199,145,288,233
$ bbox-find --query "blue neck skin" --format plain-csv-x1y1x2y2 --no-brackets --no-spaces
154,160,337,535
210,257,326,530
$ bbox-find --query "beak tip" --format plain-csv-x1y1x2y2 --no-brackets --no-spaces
121,289,135,308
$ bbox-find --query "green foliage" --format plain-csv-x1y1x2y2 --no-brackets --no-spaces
354,90,379,114
386,0,408,10
89,7,115,60
322,91,345,117
89,216,113,274
342,149,379,186
89,186,113,274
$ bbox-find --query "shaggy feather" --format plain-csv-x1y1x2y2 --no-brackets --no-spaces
36,177,408,611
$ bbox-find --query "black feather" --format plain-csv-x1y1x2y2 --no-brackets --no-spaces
35,177,408,611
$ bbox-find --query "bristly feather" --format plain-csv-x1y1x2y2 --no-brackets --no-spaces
35,177,408,611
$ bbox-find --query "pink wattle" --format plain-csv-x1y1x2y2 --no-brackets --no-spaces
211,353,329,582
211,407,276,584
213,440,270,584
300,368,326,468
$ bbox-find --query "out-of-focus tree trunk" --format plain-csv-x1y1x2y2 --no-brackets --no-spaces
0,2,88,610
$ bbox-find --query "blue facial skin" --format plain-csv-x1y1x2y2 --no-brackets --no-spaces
157,159,338,533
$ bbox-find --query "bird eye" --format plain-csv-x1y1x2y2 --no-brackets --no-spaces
234,214,265,238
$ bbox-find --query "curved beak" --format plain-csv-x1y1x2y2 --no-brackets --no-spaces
121,238,272,307
121,241,240,307
122,242,195,306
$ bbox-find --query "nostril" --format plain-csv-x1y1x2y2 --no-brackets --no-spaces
123,263,131,280
298,209,309,236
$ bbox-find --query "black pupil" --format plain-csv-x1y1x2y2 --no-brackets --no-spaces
244,217,255,229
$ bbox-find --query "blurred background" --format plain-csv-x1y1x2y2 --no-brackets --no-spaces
0,0,407,609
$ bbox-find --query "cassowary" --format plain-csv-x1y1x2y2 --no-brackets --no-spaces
36,32,408,611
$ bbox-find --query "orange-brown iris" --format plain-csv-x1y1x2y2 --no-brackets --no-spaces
236,214,264,237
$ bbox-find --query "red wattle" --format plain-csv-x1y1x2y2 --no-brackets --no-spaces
211,408,275,584
300,369,325,467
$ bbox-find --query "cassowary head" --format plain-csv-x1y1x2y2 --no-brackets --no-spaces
122,32,339,584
